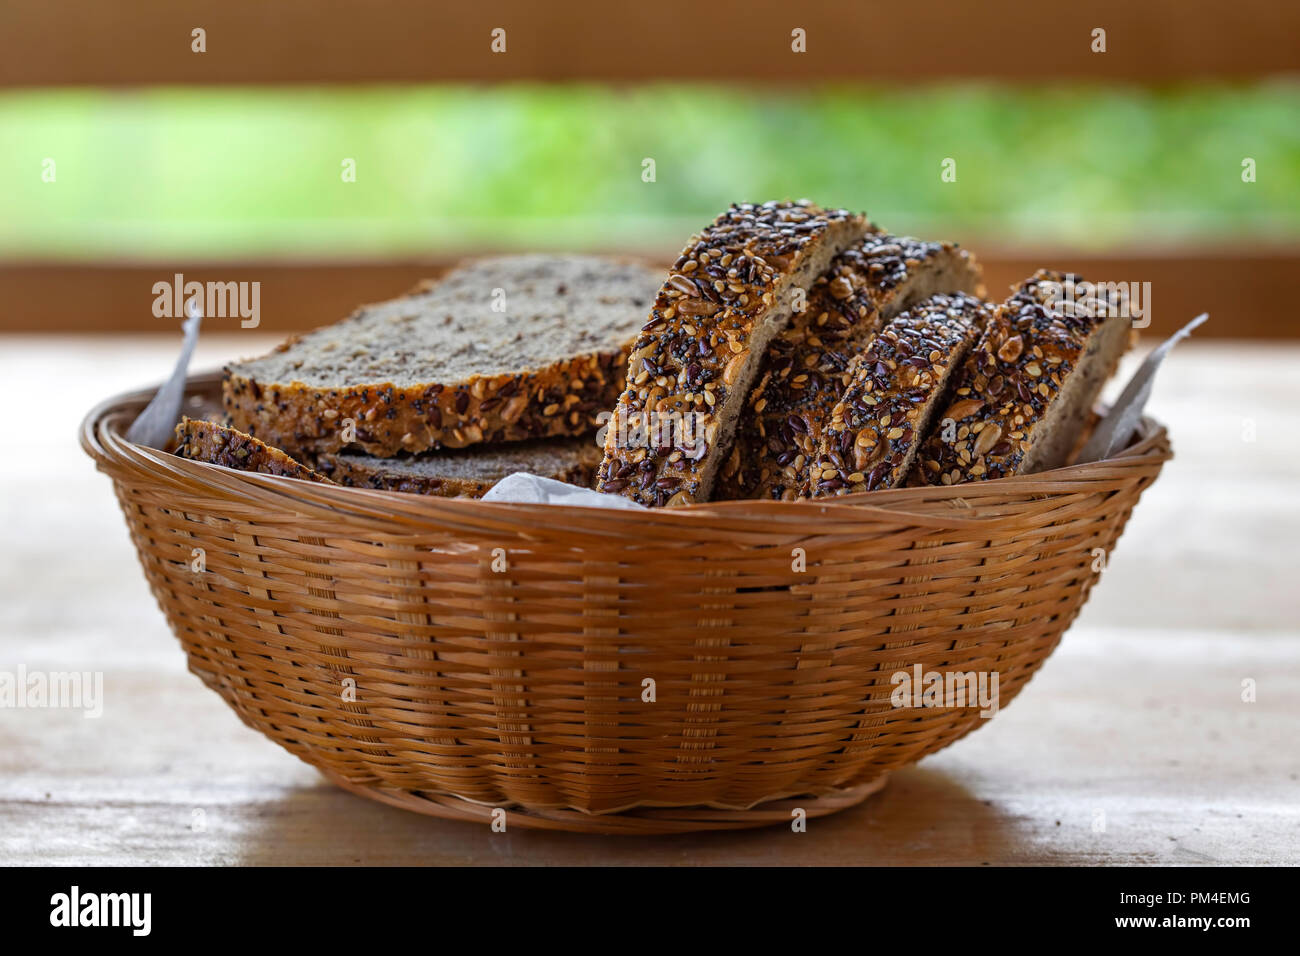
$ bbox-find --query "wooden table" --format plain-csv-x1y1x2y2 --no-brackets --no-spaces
2,335,1297,865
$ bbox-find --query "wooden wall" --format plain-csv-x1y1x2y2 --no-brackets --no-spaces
1,246,1286,339
2,0,1296,85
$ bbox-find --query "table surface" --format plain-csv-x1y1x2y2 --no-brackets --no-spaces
2,335,1297,866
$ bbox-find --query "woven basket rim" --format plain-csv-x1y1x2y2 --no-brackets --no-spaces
81,370,1172,534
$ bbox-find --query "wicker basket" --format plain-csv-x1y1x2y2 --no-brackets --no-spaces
82,371,1171,834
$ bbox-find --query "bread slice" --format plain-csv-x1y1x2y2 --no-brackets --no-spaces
315,436,603,497
223,255,662,458
910,271,1133,486
808,292,991,496
172,417,332,483
716,233,985,501
596,201,869,506
174,415,599,497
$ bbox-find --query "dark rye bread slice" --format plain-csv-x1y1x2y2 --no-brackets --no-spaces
807,292,991,496
910,271,1133,487
596,201,869,506
314,436,603,497
716,233,985,501
172,417,333,483
223,255,662,458
175,416,600,498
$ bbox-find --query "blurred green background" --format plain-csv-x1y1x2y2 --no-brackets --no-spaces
3,82,1298,261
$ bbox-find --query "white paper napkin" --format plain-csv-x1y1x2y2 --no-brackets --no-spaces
1076,313,1208,464
480,472,648,509
126,304,203,449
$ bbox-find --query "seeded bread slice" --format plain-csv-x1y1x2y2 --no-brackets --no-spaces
596,201,869,506
314,436,603,497
716,233,985,501
910,271,1133,486
807,292,991,496
223,255,662,458
173,417,333,483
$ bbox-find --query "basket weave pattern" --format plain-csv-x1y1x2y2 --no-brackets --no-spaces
83,374,1171,833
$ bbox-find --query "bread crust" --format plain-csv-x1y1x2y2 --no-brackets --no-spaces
717,234,984,501
808,292,990,496
172,417,333,483
596,200,868,507
910,271,1131,486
